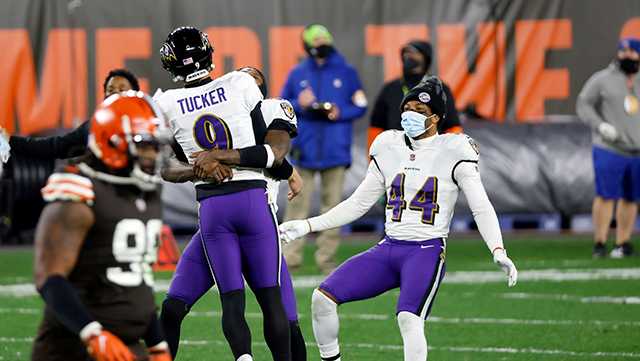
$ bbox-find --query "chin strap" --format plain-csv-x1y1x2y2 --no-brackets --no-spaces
78,163,160,192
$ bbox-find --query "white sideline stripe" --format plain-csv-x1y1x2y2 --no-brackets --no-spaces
3,307,638,327
2,268,640,298
3,337,636,358
501,292,640,304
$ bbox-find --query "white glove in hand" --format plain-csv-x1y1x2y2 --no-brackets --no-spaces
493,248,518,287
279,220,311,244
598,122,618,142
0,128,10,164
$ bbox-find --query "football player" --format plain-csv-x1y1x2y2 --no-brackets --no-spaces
159,67,307,361
31,92,172,361
280,76,518,361
0,69,140,162
155,28,296,361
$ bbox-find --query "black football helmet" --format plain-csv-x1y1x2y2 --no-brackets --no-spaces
160,26,213,82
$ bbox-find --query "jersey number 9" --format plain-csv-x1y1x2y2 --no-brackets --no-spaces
193,114,233,150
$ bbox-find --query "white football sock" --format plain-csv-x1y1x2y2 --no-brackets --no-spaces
236,354,253,361
311,289,341,360
397,311,427,361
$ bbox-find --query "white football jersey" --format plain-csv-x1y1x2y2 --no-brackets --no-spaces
370,130,479,241
260,98,298,130
154,71,264,185
260,98,298,206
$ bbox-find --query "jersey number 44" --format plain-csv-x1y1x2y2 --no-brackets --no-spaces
386,173,440,224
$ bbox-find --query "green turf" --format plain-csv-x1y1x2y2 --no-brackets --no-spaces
1,236,639,360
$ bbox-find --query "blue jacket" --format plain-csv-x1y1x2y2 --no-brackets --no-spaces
281,51,367,170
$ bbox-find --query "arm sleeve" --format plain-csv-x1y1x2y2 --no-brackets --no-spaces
335,68,367,122
576,73,605,129
9,120,90,159
265,158,294,180
38,275,94,335
455,162,504,253
308,160,385,232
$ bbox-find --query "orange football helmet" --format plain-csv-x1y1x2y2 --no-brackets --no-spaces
85,91,169,189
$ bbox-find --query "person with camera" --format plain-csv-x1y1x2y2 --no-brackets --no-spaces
280,24,367,273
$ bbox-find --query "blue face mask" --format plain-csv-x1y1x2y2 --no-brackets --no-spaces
401,111,435,138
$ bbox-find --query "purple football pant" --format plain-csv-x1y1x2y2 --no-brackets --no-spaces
319,236,446,318
168,222,298,320
198,188,281,292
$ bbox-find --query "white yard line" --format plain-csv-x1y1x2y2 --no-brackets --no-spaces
2,336,639,358
2,268,640,298
3,307,638,327
501,292,640,304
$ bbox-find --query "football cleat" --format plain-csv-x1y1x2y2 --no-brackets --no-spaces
610,242,634,258
592,242,607,259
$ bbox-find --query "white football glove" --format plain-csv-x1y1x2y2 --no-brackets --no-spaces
279,220,311,244
493,248,518,287
598,122,618,142
0,128,10,164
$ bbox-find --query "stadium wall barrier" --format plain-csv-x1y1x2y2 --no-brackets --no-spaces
0,118,603,240
160,119,596,228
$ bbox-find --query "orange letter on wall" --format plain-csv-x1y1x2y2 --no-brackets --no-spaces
621,17,640,38
204,27,262,78
365,25,429,82
96,28,150,103
515,19,572,121
269,26,305,97
438,22,506,120
0,29,87,134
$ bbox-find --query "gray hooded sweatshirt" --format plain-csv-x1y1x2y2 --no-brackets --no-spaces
577,62,640,154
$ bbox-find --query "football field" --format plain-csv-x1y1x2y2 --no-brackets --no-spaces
1,235,639,361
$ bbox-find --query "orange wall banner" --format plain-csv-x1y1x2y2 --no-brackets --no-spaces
0,0,639,134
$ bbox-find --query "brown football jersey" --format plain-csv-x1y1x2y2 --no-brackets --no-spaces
40,166,162,343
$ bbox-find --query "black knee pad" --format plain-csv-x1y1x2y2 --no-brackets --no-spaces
253,286,283,307
220,289,248,318
161,296,191,322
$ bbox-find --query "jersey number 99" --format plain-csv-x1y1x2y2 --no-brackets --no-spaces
107,219,162,287
193,114,233,150
387,174,440,224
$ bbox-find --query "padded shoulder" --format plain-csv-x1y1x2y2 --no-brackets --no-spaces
41,168,94,206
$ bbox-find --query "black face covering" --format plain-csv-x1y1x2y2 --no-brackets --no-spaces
619,57,640,75
403,57,422,74
402,58,425,89
310,44,334,59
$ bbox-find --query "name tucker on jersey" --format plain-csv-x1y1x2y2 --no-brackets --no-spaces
177,86,228,114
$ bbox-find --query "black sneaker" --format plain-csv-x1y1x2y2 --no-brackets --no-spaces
593,243,607,258
611,242,634,258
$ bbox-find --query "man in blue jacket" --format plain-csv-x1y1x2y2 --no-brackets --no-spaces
281,24,367,273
